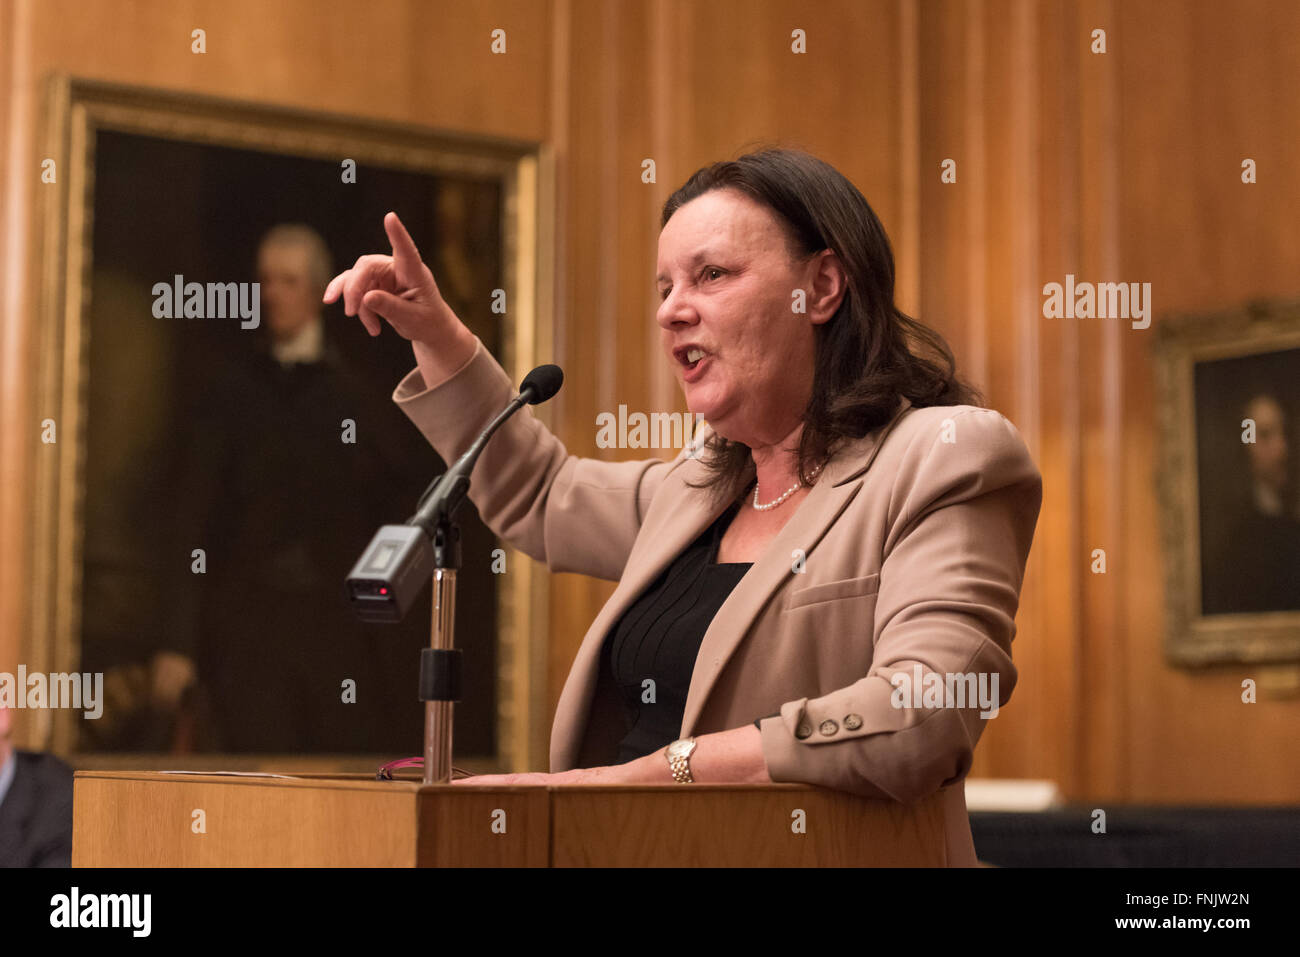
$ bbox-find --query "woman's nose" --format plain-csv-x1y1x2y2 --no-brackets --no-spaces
656,290,698,330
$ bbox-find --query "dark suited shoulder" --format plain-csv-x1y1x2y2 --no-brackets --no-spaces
0,751,74,868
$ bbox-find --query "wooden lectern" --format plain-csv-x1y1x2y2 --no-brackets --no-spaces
72,771,950,866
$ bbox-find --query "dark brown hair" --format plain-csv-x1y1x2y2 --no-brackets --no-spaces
662,147,982,503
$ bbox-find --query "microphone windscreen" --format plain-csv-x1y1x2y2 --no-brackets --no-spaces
519,364,564,404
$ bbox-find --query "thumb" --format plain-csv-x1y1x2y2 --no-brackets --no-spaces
362,288,435,336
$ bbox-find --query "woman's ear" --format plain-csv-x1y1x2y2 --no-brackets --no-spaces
806,249,847,325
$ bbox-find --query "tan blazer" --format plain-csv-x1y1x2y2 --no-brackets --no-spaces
394,339,1043,866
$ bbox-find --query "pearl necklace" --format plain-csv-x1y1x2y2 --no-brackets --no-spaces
752,463,823,511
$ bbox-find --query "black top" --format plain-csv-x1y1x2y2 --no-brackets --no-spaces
604,502,778,764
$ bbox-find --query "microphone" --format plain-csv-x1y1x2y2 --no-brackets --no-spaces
409,363,562,534
519,363,563,404
345,364,564,622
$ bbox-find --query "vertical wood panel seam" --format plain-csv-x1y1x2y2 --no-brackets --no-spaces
1012,0,1044,783
597,0,619,427
550,0,572,430
897,0,919,315
546,0,574,760
0,0,35,689
1066,0,1088,801
965,0,988,391
1014,0,1041,447
649,0,675,417
1098,0,1126,800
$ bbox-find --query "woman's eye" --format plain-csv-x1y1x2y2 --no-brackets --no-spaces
659,269,720,299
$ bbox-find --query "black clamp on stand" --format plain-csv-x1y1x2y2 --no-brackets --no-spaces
418,647,462,704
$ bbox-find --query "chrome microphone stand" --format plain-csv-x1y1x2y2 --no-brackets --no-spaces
420,509,463,785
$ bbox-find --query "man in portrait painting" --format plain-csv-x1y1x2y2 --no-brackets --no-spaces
1201,391,1300,615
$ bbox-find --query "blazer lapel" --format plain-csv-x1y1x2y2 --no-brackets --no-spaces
548,452,728,770
677,472,862,737
681,396,913,736
549,396,914,770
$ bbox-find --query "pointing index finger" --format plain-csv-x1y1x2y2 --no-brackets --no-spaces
384,211,424,285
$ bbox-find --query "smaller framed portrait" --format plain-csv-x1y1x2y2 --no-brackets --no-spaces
1155,299,1300,665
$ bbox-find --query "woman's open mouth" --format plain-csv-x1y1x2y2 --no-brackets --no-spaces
681,348,712,382
674,345,711,382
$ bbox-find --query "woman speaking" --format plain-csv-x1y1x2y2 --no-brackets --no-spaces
323,148,1042,866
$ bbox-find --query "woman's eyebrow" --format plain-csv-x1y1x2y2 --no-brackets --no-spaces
656,249,722,284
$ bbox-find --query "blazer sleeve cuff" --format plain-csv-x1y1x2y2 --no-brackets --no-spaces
759,699,827,789
758,696,905,803
391,337,515,462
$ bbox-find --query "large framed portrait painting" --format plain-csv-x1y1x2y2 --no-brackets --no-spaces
27,78,553,773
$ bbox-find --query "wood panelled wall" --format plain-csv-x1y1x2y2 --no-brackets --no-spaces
2,0,1297,802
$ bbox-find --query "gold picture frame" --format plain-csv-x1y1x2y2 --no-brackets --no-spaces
26,76,554,773
1154,298,1300,666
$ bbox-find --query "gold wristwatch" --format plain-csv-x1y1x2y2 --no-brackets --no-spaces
665,737,697,783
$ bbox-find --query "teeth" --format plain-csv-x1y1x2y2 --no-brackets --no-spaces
686,348,705,363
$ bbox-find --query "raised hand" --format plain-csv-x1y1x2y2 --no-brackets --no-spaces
323,212,477,380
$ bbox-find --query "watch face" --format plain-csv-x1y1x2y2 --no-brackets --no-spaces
667,738,695,759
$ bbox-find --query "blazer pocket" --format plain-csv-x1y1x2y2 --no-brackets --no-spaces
784,573,880,610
